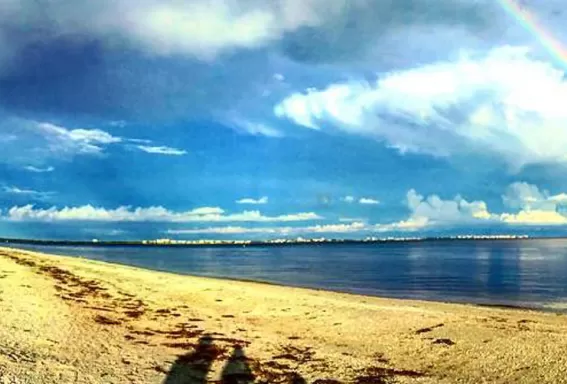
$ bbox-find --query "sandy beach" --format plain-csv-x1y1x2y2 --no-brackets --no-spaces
1,246,567,383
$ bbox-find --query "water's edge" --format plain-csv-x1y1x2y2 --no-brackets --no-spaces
5,244,565,314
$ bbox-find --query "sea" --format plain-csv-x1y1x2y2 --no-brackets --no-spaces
8,238,567,311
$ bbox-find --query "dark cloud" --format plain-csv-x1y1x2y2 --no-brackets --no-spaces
0,0,522,122
280,0,495,64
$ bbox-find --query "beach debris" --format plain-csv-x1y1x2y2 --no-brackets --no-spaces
373,353,389,364
124,309,145,319
163,342,197,349
354,366,424,384
415,323,444,334
432,338,455,346
94,315,122,325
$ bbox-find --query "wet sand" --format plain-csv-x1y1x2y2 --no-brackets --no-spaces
1,246,567,383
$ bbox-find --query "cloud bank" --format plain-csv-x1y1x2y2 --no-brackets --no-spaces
168,221,366,235
275,46,567,168
168,183,567,237
5,205,322,223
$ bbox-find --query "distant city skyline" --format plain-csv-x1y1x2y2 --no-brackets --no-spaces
2,1,567,240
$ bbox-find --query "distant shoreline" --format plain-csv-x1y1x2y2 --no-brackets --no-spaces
0,234,537,248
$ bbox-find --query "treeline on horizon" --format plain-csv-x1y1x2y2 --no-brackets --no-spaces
0,236,532,248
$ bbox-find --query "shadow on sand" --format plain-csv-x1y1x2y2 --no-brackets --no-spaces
163,335,306,384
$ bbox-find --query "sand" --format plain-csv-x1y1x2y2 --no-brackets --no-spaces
1,246,567,384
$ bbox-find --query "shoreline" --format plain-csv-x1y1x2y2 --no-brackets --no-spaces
4,244,562,315
1,235,537,248
2,246,567,383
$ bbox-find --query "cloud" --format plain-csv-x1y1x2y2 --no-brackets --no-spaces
342,196,380,204
2,186,55,200
501,182,567,212
0,117,187,163
0,0,356,64
279,0,494,64
231,119,283,137
375,217,430,232
0,119,124,163
236,197,269,205
401,189,492,227
168,221,366,235
35,122,122,155
24,165,55,173
359,197,379,205
498,182,567,225
5,204,322,223
499,210,567,225
339,217,366,222
108,120,127,128
3,186,47,195
275,46,567,168
136,145,187,156
380,183,567,229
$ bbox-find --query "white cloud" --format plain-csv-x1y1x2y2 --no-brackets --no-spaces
500,210,567,225
497,182,567,225
232,120,283,137
502,182,553,210
339,217,366,222
35,122,122,155
359,197,380,205
5,204,322,223
379,183,567,229
275,46,567,167
0,118,186,162
342,195,355,203
549,193,567,204
3,186,45,195
168,221,367,235
402,189,492,227
236,196,268,205
273,73,285,82
24,165,55,173
2,186,55,200
109,120,127,128
137,145,187,156
375,217,430,232
168,226,278,235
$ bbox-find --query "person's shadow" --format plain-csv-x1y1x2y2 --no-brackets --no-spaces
163,335,216,384
220,345,255,384
163,335,306,384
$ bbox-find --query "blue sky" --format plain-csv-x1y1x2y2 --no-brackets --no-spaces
2,0,567,240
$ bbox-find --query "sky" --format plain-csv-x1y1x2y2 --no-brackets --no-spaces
2,0,567,240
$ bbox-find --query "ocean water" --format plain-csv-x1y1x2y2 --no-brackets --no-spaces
9,239,567,310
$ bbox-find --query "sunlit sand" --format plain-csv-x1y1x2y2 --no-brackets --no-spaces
1,247,567,383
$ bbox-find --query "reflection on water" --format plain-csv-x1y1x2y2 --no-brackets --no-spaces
486,246,520,300
11,239,567,309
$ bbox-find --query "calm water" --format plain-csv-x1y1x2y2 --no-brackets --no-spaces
10,239,567,309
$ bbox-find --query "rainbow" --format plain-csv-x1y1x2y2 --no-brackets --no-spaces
497,0,567,66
